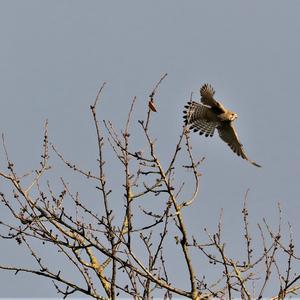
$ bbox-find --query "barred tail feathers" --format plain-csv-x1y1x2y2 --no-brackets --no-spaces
183,102,217,137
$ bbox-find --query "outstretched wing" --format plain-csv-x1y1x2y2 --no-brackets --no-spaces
200,84,226,113
183,101,218,137
217,122,261,167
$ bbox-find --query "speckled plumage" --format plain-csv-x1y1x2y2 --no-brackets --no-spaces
183,84,261,167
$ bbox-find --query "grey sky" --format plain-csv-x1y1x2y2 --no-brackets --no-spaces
1,0,300,297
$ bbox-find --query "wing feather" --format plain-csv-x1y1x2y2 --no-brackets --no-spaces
217,123,261,167
200,84,226,113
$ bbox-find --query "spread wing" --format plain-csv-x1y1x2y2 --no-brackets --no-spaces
200,84,226,113
183,101,218,137
217,122,261,167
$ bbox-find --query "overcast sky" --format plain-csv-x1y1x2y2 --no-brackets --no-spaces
1,0,300,297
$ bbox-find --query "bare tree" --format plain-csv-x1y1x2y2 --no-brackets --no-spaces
0,75,300,299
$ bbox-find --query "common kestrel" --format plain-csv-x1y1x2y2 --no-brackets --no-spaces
183,84,261,167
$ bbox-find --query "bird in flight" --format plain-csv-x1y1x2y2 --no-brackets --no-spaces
183,84,261,167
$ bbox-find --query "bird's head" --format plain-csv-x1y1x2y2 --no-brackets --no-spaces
229,112,238,121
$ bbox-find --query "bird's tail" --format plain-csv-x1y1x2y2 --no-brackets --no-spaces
183,101,193,125
183,101,205,125
183,101,217,137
